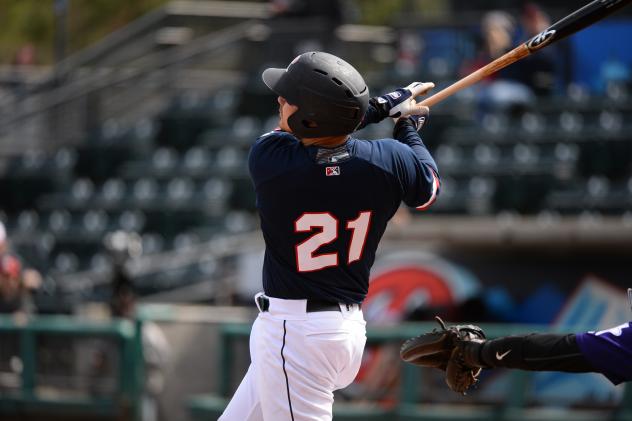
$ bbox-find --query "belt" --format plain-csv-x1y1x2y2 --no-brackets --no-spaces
256,296,357,313
307,299,342,312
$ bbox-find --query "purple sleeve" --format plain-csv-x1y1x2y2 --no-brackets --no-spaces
575,322,632,385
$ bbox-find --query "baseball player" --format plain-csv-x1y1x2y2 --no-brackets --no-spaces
219,51,439,420
401,288,632,392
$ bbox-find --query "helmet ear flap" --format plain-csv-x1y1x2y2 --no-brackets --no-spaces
287,110,313,138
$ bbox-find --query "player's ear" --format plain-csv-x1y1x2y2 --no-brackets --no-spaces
302,120,318,128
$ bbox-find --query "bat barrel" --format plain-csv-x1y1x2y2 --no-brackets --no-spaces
419,0,632,108
526,0,632,52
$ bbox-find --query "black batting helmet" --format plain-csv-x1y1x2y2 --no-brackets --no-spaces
262,52,369,138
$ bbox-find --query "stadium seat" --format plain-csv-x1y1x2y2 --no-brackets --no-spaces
82,210,109,234
53,252,80,273
224,210,256,233
435,144,462,170
598,110,623,133
117,210,146,232
89,252,110,271
559,111,583,134
585,175,610,202
20,150,47,173
166,178,194,202
481,113,508,136
513,143,540,168
183,147,211,174
553,143,579,163
47,210,72,234
262,114,279,132
203,178,231,202
473,144,500,168
520,112,545,136
141,232,166,254
100,178,126,205
173,232,201,250
71,178,95,202
16,210,40,233
153,148,179,172
467,177,496,215
53,147,78,172
216,147,245,171
232,115,261,141
133,178,159,203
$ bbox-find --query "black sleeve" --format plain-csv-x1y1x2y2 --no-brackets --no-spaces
480,333,596,373
355,97,390,131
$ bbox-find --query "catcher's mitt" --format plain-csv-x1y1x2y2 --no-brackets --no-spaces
400,316,486,394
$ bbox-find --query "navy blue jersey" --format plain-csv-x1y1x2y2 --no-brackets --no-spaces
248,120,439,304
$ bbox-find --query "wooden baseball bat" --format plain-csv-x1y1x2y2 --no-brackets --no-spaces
420,0,632,107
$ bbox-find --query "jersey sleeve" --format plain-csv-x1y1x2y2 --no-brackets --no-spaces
248,130,300,188
391,119,440,210
575,322,632,385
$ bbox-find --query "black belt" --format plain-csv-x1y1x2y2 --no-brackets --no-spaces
306,299,342,312
257,296,358,313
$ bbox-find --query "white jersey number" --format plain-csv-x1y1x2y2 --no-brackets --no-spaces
295,211,372,272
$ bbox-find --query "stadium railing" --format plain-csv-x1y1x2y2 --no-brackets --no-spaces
0,314,142,421
187,321,632,421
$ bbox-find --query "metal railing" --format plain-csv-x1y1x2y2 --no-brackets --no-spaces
190,320,632,421
0,314,141,420
0,20,254,154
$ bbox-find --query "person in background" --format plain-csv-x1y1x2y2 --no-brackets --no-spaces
512,2,557,96
0,222,6,255
104,231,170,421
462,7,555,113
0,221,40,316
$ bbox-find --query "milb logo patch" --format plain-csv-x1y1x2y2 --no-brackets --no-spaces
325,166,340,176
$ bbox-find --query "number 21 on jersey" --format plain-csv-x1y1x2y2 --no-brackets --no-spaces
294,211,372,272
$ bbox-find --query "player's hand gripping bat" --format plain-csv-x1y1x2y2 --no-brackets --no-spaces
419,0,632,107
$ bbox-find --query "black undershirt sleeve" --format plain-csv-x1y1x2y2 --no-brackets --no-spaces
355,98,389,131
479,333,595,373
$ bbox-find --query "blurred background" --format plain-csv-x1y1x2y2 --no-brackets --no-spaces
0,0,631,420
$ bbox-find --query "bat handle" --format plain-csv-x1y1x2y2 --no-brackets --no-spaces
420,44,531,107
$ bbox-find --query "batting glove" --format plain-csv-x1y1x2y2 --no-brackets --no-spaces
406,105,430,131
374,82,435,119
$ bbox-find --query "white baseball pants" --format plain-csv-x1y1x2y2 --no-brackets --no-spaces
219,294,366,421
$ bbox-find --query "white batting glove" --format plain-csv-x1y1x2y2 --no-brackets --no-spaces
374,82,435,119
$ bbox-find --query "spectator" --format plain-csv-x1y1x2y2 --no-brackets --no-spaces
0,221,42,316
12,43,36,67
462,11,537,113
104,231,170,421
513,3,557,96
0,254,36,316
0,222,6,254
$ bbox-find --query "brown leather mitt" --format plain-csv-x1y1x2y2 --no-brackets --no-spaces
400,316,486,394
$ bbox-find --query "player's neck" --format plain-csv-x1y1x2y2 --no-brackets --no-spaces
301,135,348,147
